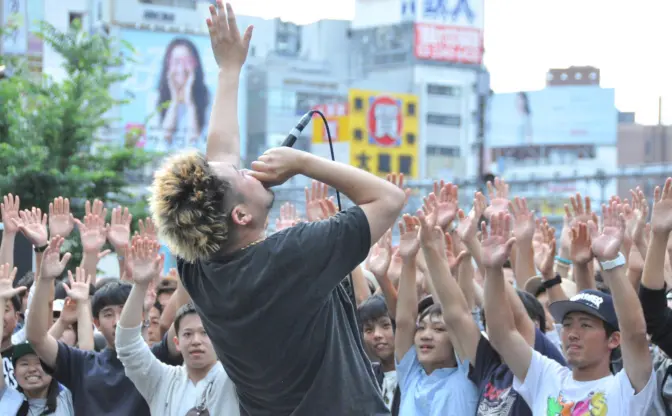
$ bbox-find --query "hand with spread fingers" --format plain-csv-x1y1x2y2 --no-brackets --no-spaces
108,206,132,252
64,267,92,303
480,212,516,269
484,177,510,218
651,178,672,235
138,217,158,242
456,192,487,243
534,222,556,279
590,201,625,262
510,197,536,243
398,214,421,260
305,181,333,222
0,263,24,301
40,237,72,281
130,237,163,287
570,223,594,266
1,194,20,235
206,0,253,71
14,208,49,248
275,203,300,231
434,182,459,231
49,197,75,239
387,173,411,207
369,230,392,279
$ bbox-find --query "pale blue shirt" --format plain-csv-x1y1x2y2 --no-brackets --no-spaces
396,348,478,415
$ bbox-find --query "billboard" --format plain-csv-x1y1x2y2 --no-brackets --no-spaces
409,0,484,64
3,0,28,55
118,29,247,155
348,89,419,178
487,87,617,148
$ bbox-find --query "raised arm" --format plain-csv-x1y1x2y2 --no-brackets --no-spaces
0,264,25,391
250,148,405,245
394,215,421,361
205,1,253,164
417,196,479,364
0,194,20,269
482,213,533,382
26,237,72,368
592,202,651,392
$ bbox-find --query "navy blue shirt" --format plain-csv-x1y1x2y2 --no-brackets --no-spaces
469,328,567,415
51,334,181,415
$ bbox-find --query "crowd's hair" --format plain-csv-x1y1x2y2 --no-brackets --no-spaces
357,295,392,330
516,289,547,333
150,151,234,262
16,271,34,292
91,281,132,319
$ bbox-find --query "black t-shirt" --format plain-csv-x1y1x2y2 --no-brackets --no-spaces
179,206,390,416
469,328,567,415
50,334,181,415
1,344,16,389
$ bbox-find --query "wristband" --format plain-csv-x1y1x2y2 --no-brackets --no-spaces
554,256,571,265
542,274,563,289
34,244,48,253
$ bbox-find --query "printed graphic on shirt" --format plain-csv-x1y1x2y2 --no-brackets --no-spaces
2,354,17,388
546,391,607,416
477,382,516,415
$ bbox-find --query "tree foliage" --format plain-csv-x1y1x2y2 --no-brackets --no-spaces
0,21,157,273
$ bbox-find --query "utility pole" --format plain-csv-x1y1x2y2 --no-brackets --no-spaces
660,96,666,182
476,70,490,184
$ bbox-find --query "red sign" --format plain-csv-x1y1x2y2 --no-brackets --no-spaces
367,96,403,147
414,23,483,65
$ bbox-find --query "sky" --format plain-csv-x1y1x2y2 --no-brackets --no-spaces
225,0,672,125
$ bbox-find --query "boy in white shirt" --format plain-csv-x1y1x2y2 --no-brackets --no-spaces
115,238,239,415
482,208,655,416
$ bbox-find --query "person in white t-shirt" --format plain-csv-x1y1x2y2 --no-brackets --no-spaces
481,208,655,416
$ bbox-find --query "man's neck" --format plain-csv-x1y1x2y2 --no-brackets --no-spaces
572,362,612,382
187,361,217,384
381,358,395,373
223,228,266,254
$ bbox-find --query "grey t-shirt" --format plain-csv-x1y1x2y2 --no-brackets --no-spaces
179,206,389,416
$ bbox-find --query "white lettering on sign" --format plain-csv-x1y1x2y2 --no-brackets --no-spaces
373,103,400,140
414,23,482,65
571,293,604,309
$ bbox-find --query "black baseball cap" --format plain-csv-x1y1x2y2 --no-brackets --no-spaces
549,289,619,331
12,342,37,367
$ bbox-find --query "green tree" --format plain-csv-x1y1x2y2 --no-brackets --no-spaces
0,21,156,273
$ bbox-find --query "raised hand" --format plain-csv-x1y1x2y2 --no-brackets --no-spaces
434,182,459,230
130,237,163,286
443,231,468,270
510,197,536,242
630,187,649,249
484,177,510,218
651,178,672,235
58,299,78,325
480,212,516,269
387,173,411,207
568,193,598,226
275,202,300,231
398,214,421,260
0,263,23,300
48,197,75,239
369,230,392,278
456,192,487,242
418,194,440,245
206,1,253,70
570,223,594,265
138,217,158,242
40,237,72,280
14,208,48,248
108,206,132,250
1,194,20,235
533,222,556,277
249,147,303,187
64,267,92,303
305,181,332,222
76,213,109,254
590,202,625,261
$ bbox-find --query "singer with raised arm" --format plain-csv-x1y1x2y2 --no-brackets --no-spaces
148,2,403,416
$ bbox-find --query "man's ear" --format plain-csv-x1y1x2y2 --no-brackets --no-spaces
608,331,621,350
231,205,252,226
172,335,181,352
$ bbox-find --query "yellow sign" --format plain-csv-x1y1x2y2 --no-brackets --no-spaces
348,89,419,178
312,115,349,144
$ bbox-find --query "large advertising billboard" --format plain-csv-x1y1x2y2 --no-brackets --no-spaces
118,29,247,156
348,89,419,178
487,86,617,148
406,0,484,64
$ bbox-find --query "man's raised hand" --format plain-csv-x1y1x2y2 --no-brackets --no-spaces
40,237,72,280
64,267,92,303
130,237,163,287
49,197,75,239
480,212,516,269
0,263,23,300
207,1,253,71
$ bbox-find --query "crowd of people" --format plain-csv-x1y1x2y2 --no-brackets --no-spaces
2,1,672,415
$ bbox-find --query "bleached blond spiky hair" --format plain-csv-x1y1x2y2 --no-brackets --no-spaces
149,151,234,262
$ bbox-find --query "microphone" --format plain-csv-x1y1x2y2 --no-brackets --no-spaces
281,111,314,147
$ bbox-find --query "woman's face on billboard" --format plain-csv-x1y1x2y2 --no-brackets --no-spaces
169,44,196,87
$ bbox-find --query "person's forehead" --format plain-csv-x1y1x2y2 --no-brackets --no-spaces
180,313,204,329
364,316,391,326
564,311,601,323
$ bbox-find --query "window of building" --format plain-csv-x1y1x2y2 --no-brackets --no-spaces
139,0,196,8
69,12,83,27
